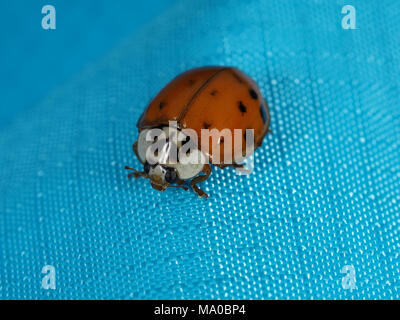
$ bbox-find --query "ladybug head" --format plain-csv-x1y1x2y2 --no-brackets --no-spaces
125,163,188,193
144,162,179,191
127,127,206,193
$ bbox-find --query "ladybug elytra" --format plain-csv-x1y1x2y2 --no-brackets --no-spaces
125,66,271,198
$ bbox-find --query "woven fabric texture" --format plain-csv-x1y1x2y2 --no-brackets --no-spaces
0,0,399,299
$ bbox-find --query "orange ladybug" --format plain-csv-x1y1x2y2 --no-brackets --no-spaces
125,66,271,198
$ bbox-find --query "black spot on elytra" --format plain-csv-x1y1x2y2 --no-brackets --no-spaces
260,104,267,123
159,101,166,109
210,90,218,96
203,122,211,129
188,79,195,86
249,89,258,100
238,101,247,114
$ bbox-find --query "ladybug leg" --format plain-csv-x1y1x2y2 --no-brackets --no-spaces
190,164,211,199
232,163,245,169
215,163,250,174
129,171,147,179
232,162,251,174
124,166,148,179
215,163,245,169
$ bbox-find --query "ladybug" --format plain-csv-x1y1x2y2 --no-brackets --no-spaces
125,66,271,198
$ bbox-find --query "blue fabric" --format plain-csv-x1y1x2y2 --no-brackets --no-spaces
1,0,399,299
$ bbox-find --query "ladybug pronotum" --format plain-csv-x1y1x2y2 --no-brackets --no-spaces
125,66,271,198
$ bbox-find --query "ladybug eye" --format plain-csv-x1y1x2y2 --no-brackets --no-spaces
143,162,150,174
164,168,177,184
